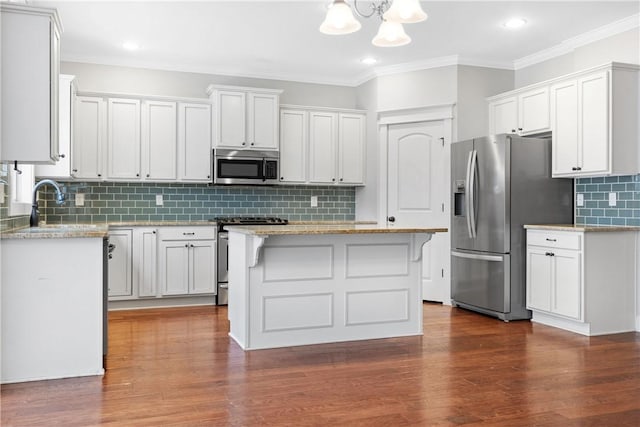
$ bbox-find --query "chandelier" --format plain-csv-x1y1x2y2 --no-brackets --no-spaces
319,0,427,47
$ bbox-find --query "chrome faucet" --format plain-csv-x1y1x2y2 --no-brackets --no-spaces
30,179,66,227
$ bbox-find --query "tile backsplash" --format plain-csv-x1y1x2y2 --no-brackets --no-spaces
40,182,355,224
575,175,640,226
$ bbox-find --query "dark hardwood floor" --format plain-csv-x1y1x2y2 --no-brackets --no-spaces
1,303,639,426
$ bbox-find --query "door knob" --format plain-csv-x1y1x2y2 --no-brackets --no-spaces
388,216,395,222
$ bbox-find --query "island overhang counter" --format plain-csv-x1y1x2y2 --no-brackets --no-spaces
225,224,447,350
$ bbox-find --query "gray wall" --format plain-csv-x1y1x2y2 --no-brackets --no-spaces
354,78,378,221
62,62,357,108
456,66,514,141
376,65,458,112
515,28,639,88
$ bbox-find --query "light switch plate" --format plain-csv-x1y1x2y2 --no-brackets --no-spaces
310,196,318,207
156,194,163,206
75,193,85,207
576,193,584,207
608,192,617,207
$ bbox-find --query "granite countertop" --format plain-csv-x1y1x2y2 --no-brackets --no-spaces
225,223,448,236
1,224,110,239
524,224,640,232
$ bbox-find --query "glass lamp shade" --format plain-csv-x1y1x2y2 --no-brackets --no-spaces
372,20,411,47
319,0,362,35
383,0,427,24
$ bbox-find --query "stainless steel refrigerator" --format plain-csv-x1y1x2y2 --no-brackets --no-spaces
451,134,573,321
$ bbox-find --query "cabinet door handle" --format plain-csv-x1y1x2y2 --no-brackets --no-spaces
332,178,335,182
152,230,156,234
190,244,194,248
72,169,78,173
185,244,189,248
572,166,582,171
511,129,516,133
146,174,150,177
242,142,246,146
518,127,523,131
97,174,102,177
388,216,396,223
250,142,255,146
545,238,557,242
339,178,344,182
59,153,66,158
545,252,555,257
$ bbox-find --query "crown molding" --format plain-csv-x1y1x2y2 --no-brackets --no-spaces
61,55,358,88
514,13,639,70
353,55,514,86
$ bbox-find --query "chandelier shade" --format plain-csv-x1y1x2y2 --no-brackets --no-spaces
319,0,362,35
383,0,427,24
372,20,411,47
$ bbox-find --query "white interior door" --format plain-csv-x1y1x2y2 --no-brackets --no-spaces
387,120,446,227
386,120,449,302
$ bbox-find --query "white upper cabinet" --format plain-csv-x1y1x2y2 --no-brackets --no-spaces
73,94,211,183
280,105,366,186
488,96,517,135
108,98,141,180
551,64,640,177
73,96,106,180
279,109,308,183
309,111,338,184
142,100,177,181
488,87,549,136
248,92,280,150
1,4,61,163
178,103,212,182
36,75,76,179
208,85,282,150
338,113,365,184
490,62,639,178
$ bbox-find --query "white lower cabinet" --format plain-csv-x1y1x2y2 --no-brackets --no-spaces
108,228,133,298
158,227,216,296
108,225,216,302
526,228,635,335
135,228,158,297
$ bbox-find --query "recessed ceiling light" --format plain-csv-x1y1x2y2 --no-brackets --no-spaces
122,41,140,51
503,18,527,29
361,57,378,65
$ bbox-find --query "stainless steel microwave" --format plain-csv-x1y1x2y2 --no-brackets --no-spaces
213,149,279,185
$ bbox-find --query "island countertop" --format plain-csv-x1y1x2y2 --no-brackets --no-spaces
225,223,448,236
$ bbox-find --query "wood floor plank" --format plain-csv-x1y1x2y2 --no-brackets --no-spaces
1,303,639,426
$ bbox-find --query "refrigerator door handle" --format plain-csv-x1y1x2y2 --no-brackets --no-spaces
469,150,478,238
465,150,473,239
451,250,503,262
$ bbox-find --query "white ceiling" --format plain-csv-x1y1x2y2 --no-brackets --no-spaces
31,1,640,86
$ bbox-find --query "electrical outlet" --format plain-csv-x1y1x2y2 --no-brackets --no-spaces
608,192,617,207
75,193,85,207
576,193,584,207
156,194,163,206
310,196,318,207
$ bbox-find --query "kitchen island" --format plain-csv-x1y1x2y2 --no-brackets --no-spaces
225,224,446,350
1,224,108,383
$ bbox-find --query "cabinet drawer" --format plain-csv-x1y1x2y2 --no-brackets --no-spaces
527,230,581,250
158,226,216,241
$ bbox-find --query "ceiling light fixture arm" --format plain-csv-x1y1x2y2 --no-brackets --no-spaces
351,0,391,20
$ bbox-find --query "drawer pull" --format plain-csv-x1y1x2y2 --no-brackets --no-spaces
545,238,557,242
545,252,555,257
183,232,195,236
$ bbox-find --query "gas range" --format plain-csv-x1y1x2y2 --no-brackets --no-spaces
210,216,288,230
213,216,288,306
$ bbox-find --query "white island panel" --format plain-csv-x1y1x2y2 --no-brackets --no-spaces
228,230,436,350
1,237,104,383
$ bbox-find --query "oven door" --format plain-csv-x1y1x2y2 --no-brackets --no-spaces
214,156,265,185
217,231,229,305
